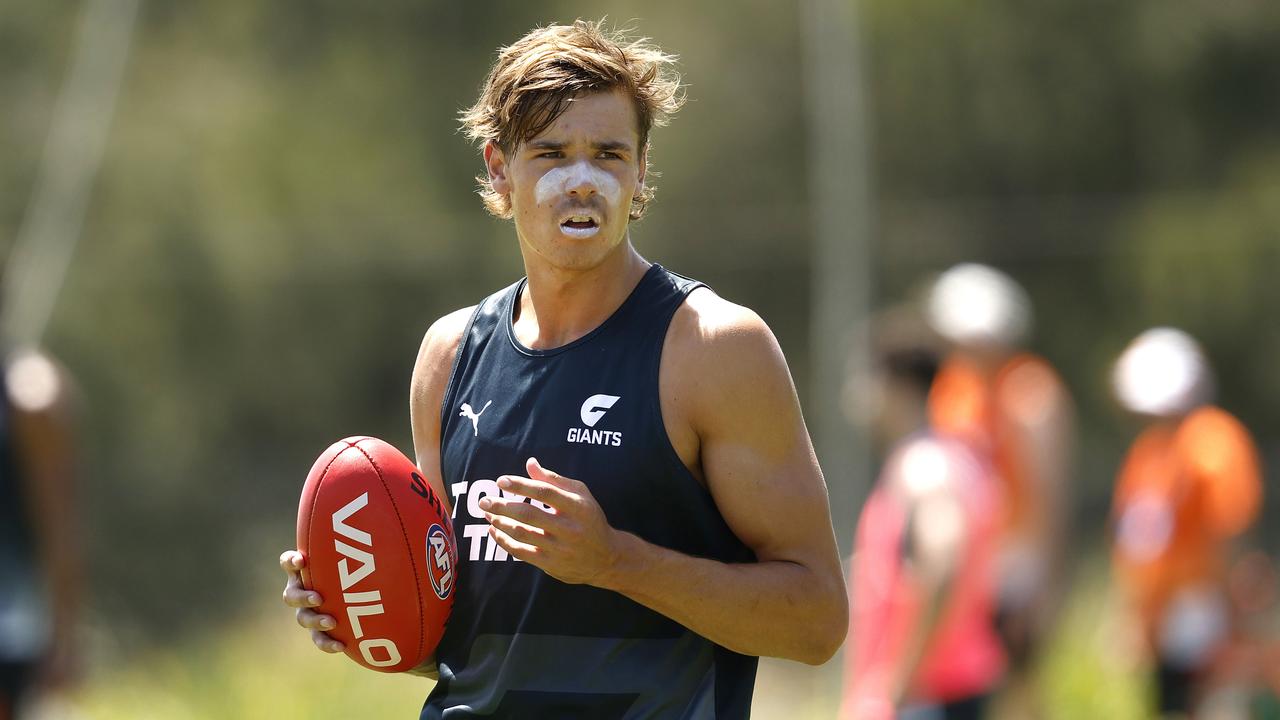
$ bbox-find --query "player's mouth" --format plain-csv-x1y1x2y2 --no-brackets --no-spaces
559,214,600,238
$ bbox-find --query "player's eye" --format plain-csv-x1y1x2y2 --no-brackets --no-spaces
597,151,621,160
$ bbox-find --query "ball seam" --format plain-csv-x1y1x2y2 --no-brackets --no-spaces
351,439,427,668
303,442,354,591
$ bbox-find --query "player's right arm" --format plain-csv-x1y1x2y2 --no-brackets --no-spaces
280,307,474,656
409,306,476,513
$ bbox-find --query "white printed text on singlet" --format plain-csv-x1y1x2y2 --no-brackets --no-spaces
566,393,623,447
450,479,553,563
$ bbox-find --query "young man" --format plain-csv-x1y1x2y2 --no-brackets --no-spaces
281,20,847,718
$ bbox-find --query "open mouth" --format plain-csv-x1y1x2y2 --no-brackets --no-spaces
559,215,600,237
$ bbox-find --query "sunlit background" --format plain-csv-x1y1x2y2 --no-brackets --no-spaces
2,0,1278,717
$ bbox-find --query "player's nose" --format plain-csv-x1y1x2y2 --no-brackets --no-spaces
564,161,599,197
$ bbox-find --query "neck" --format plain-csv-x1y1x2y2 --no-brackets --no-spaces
513,242,651,350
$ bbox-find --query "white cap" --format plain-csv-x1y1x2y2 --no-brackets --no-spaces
5,347,63,413
926,263,1032,349
1112,327,1212,417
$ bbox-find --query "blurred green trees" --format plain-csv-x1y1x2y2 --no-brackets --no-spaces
1,0,1276,644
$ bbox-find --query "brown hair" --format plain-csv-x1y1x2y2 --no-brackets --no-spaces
460,19,685,221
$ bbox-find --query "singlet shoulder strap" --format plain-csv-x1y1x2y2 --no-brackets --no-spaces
438,279,521,430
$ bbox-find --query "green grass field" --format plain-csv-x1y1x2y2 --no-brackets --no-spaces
50,562,1151,720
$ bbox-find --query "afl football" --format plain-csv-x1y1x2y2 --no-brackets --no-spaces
296,436,457,672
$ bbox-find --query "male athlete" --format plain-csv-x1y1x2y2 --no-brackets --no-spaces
281,20,848,717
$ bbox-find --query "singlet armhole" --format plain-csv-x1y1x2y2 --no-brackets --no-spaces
649,284,715,495
437,306,484,439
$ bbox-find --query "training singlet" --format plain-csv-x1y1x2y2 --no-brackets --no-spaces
425,264,758,719
928,352,1066,545
1111,406,1262,647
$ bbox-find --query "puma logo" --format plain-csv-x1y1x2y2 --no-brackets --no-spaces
459,401,492,437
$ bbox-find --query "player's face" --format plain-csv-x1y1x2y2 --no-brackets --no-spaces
486,90,646,272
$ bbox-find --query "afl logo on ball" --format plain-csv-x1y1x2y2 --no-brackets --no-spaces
426,524,455,600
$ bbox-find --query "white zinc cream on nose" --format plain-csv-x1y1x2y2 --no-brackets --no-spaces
534,161,623,207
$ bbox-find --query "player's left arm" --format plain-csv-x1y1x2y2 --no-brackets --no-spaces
484,295,849,664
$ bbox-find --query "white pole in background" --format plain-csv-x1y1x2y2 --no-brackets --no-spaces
802,0,874,554
2,0,141,348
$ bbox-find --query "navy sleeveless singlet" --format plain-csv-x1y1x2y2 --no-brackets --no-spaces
424,264,758,719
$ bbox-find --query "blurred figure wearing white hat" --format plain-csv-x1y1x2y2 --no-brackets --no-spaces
924,263,1076,714
1109,328,1264,719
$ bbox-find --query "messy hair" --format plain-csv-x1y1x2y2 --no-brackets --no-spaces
460,19,685,221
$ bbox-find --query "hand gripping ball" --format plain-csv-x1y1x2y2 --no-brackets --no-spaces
297,437,457,672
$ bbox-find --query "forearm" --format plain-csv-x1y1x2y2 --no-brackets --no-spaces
599,530,847,665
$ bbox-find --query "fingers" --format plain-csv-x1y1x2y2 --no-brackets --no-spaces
295,607,336,631
479,495,554,526
489,525,539,561
280,548,343,654
496,474,577,507
279,549,305,573
526,457,579,490
283,581,323,609
485,511,546,545
281,549,323,610
296,608,344,653
312,629,345,654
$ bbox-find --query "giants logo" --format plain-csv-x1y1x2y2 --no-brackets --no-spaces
567,394,623,447
332,492,402,668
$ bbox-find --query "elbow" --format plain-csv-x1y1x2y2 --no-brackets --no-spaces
796,583,850,665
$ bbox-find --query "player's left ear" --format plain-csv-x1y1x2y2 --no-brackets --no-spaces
484,141,511,196
635,143,649,196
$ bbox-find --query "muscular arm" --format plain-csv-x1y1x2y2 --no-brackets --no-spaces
409,306,474,515
484,291,848,664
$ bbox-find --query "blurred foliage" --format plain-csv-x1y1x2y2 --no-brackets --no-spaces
1,0,1277,662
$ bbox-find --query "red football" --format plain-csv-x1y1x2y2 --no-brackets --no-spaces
296,436,457,672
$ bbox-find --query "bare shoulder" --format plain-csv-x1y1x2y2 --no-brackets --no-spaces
667,288,791,395
413,307,475,384
668,288,782,361
664,288,798,442
411,307,475,422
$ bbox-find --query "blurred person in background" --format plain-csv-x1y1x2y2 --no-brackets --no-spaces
0,347,80,720
840,308,1006,720
924,263,1075,713
926,263,1075,691
1109,327,1264,719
